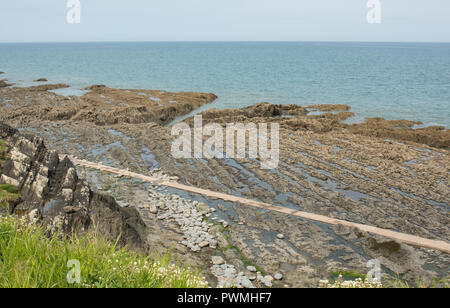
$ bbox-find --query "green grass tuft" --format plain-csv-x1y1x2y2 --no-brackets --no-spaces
0,139,7,162
0,184,20,209
388,275,449,288
0,215,208,288
0,184,18,194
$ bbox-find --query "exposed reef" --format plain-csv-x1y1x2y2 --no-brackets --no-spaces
346,118,450,149
15,83,70,92
0,78,448,287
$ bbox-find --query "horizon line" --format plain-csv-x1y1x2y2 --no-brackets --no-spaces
1,40,450,44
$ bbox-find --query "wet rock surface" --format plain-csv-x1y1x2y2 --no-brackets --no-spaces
0,79,448,287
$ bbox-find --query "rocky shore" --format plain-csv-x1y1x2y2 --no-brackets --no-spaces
0,76,448,287
0,123,147,250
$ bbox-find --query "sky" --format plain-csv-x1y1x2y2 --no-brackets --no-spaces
0,0,449,43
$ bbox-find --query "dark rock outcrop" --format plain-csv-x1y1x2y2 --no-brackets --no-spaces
0,123,148,251
183,103,448,149
17,83,69,91
0,79,11,88
77,86,218,126
347,118,450,149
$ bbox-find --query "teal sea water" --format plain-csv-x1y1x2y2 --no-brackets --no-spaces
0,42,449,127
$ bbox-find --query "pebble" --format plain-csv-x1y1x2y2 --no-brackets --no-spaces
247,265,257,272
211,256,225,265
148,204,158,214
147,189,216,252
199,241,210,248
277,233,285,239
274,273,283,280
211,263,255,288
256,274,273,287
138,177,259,288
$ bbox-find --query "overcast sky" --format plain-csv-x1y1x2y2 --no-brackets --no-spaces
0,0,449,43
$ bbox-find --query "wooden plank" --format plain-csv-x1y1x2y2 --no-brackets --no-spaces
63,155,450,254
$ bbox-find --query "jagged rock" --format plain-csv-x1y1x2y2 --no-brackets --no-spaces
0,123,148,251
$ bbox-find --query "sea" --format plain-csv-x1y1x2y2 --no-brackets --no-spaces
0,41,449,127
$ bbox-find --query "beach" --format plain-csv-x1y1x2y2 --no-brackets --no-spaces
0,77,448,287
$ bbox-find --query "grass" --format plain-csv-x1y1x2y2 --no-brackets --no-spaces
0,139,18,208
329,270,367,283
0,215,208,288
0,184,20,209
0,139,7,162
389,275,449,288
0,184,18,194
324,270,449,288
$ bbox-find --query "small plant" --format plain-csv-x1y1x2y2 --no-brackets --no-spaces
0,184,20,209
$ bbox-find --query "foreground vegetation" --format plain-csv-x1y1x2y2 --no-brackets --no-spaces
0,138,207,288
0,184,19,209
0,214,208,288
322,271,449,289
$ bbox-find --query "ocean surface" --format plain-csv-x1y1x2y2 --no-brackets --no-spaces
0,42,449,127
